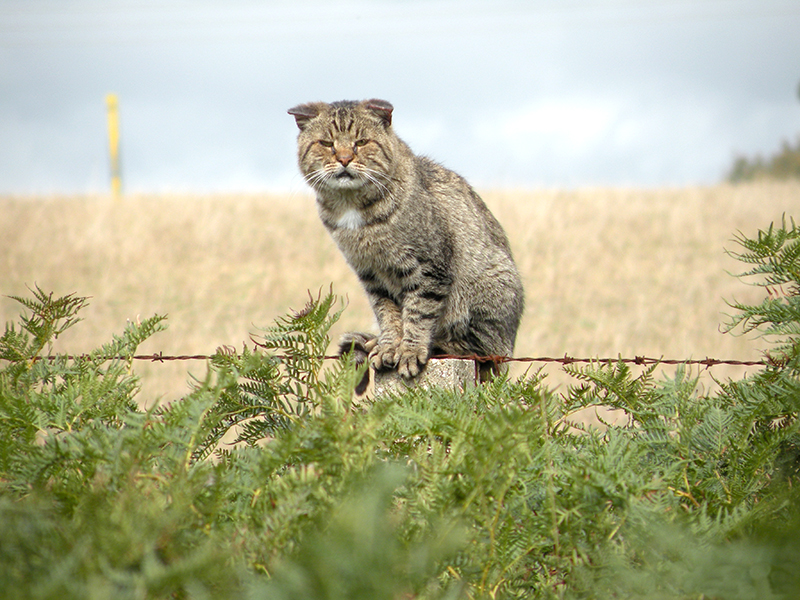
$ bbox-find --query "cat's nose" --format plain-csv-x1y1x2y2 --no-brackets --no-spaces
336,150,354,166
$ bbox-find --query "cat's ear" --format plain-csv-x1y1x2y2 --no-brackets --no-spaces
364,99,393,126
288,103,320,130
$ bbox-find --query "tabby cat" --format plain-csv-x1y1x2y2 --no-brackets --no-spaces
288,99,524,380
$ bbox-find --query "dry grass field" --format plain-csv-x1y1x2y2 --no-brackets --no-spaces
1,181,798,403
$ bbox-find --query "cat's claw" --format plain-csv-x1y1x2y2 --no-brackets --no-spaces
370,342,398,371
397,349,428,379
371,342,428,378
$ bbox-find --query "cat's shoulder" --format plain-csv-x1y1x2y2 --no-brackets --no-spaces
411,154,471,192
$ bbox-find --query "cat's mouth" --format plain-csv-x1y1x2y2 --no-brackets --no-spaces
328,167,365,189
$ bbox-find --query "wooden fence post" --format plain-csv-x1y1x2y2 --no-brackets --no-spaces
106,93,121,199
356,358,477,398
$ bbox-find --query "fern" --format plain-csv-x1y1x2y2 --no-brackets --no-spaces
190,290,349,462
2,218,800,598
2,285,87,360
725,216,800,353
253,289,345,404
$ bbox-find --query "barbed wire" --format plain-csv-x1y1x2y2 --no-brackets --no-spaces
32,351,768,369
434,353,767,369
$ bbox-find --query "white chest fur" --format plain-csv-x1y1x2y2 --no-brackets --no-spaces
336,208,365,230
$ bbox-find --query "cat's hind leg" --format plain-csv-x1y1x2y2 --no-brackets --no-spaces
338,332,377,395
338,331,378,363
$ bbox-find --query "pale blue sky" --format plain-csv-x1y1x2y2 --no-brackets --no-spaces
1,0,799,193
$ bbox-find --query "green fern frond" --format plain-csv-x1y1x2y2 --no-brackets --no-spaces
2,214,800,599
6,285,89,352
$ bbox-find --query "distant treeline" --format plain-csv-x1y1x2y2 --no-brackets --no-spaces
728,81,800,182
728,135,800,182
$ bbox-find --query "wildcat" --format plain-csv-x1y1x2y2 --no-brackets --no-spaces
288,99,524,380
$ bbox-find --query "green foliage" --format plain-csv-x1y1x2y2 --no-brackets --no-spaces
2,219,800,598
191,290,348,460
727,136,800,182
725,216,800,353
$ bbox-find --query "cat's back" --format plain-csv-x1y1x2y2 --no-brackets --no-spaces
408,154,514,257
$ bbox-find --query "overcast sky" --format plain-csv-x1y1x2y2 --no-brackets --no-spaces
1,0,799,194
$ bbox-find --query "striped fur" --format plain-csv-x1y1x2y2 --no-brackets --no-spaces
289,99,524,379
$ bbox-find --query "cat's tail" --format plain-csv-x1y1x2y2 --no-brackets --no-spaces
337,332,377,395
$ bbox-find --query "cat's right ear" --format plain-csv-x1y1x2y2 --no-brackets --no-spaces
288,103,320,130
364,99,393,127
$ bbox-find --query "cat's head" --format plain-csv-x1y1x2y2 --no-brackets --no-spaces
288,99,395,194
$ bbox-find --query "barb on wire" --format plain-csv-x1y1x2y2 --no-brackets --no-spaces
431,353,764,369
30,352,765,369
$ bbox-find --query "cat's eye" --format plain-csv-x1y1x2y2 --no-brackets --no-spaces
354,139,370,147
317,140,334,148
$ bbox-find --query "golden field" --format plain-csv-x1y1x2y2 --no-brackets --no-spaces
1,182,798,403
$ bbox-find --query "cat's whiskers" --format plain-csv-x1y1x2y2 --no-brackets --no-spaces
306,158,392,196
304,167,334,189
363,174,389,196
357,166,391,195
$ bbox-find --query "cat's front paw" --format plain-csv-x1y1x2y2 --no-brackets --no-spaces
370,341,400,372
396,343,429,379
370,341,429,378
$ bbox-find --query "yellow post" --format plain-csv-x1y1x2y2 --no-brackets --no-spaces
105,93,121,199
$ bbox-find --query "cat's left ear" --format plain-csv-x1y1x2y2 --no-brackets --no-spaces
288,103,320,130
364,99,393,127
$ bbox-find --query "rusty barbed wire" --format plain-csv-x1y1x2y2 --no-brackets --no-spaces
432,353,766,369
30,351,767,369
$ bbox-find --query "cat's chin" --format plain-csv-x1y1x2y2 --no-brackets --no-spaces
323,175,366,191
